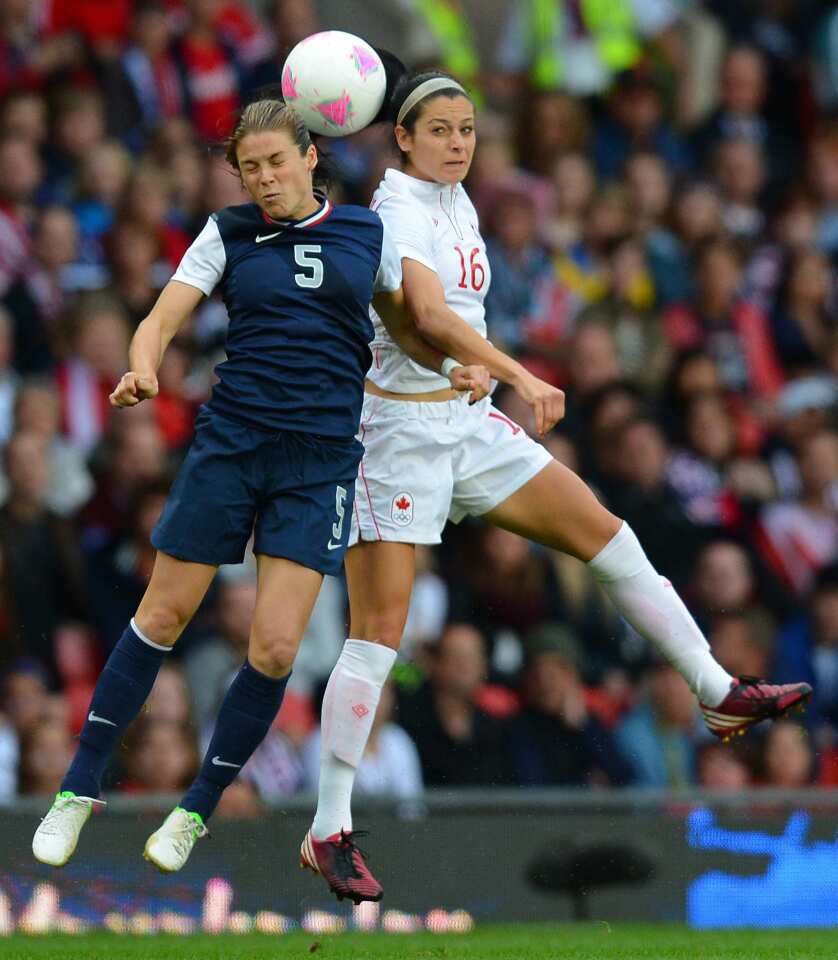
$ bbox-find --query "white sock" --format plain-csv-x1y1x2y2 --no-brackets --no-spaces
588,523,733,707
311,638,397,840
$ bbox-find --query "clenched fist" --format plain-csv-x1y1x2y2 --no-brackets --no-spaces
109,372,159,408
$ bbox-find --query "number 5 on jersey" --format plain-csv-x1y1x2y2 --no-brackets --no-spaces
328,485,347,550
294,244,323,288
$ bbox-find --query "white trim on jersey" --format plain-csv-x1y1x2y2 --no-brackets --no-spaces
171,217,226,297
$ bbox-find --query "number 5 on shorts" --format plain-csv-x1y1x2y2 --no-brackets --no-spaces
328,485,347,550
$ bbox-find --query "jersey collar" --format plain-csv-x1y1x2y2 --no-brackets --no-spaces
260,194,332,228
384,167,460,199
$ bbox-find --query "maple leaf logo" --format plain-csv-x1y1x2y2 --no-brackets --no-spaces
395,496,411,511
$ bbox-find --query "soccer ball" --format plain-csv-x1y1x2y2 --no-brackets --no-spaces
281,31,387,137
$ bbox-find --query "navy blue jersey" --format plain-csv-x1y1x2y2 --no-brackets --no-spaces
172,197,401,438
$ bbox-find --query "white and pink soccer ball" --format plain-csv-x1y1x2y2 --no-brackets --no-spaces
281,31,387,137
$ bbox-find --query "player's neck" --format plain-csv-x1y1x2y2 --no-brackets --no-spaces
284,194,321,222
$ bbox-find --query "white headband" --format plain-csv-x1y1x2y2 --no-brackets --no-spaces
396,77,468,127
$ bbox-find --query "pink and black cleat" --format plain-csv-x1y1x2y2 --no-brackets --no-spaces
300,829,383,904
701,676,813,742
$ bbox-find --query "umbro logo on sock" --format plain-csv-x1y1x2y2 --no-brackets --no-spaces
211,756,241,768
352,704,370,719
88,711,117,726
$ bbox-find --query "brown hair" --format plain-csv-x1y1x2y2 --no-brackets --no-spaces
226,100,311,171
225,99,335,190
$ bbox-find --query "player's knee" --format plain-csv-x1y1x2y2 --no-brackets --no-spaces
350,608,406,650
133,602,190,647
249,628,299,677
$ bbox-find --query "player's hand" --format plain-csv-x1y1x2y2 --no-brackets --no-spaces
448,364,491,405
511,371,565,436
110,372,159,408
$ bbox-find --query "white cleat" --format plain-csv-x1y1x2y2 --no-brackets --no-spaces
32,792,104,867
143,807,208,873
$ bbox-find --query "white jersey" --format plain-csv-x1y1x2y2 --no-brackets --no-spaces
367,167,491,393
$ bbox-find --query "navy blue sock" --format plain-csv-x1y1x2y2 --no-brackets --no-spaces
181,661,289,822
62,621,168,797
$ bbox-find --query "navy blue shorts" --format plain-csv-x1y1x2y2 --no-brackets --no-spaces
152,408,362,575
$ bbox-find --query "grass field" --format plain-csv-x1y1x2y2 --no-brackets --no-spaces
2,924,836,960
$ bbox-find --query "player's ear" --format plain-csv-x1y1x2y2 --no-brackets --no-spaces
306,143,318,174
394,124,412,155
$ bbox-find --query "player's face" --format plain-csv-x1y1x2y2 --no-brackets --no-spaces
236,130,319,221
396,95,475,185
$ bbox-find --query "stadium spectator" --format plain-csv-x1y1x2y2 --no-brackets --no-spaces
3,377,93,517
616,663,700,787
697,740,751,790
41,90,107,208
80,411,168,549
72,142,134,281
708,612,774,682
508,625,633,786
606,417,704,591
0,431,88,677
86,479,169,648
399,624,513,787
592,68,691,180
760,720,815,788
171,0,243,142
0,135,40,298
121,718,199,793
3,206,78,374
663,239,784,404
19,718,74,796
1,661,58,737
770,249,836,377
56,294,130,455
757,430,838,595
110,3,184,148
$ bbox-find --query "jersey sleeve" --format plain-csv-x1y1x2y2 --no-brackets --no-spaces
171,216,226,296
373,219,404,293
372,192,437,274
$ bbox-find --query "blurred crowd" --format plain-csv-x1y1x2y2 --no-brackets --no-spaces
1,0,838,811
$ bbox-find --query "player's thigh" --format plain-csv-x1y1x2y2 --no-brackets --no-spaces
134,551,218,646
483,459,622,562
345,540,416,650
249,554,324,677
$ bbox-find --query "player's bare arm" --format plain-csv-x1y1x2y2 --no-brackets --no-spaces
401,258,564,434
110,280,203,408
372,287,490,403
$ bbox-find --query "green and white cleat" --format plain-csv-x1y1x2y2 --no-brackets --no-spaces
143,807,208,873
32,791,104,867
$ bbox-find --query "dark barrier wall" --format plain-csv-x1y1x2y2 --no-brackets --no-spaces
3,791,838,930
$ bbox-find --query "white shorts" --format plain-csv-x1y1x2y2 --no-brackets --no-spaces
349,393,553,545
